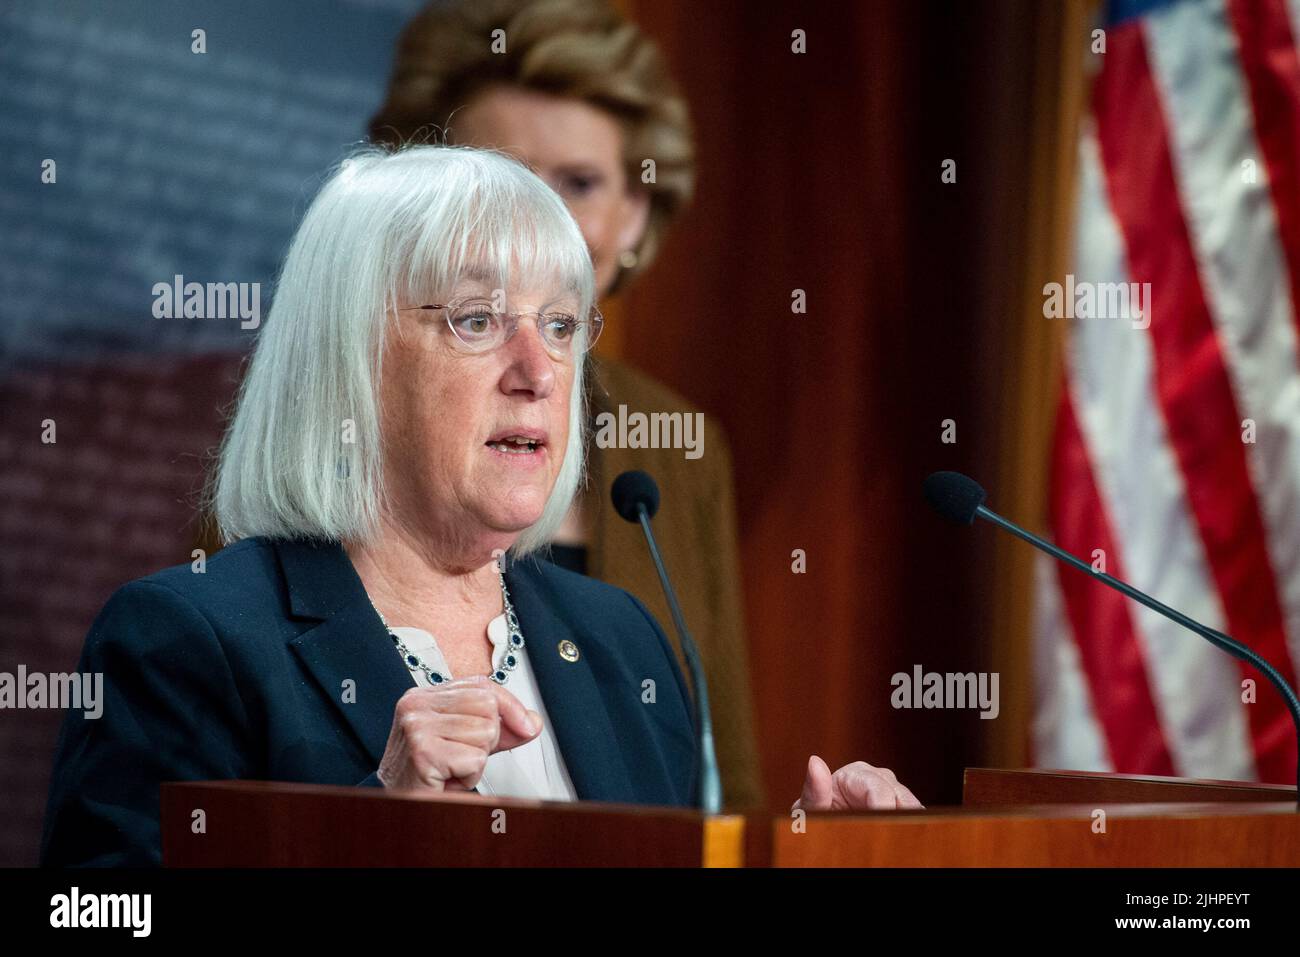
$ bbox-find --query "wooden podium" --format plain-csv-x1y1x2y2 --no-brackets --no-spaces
161,768,1300,867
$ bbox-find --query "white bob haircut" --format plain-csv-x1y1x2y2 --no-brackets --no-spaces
213,144,596,556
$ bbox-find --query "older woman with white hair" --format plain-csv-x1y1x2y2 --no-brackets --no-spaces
40,145,920,867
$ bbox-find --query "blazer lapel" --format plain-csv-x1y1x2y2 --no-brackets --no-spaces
504,557,636,803
275,539,415,769
273,538,636,802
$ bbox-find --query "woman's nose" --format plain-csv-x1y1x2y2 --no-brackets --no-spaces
499,318,555,398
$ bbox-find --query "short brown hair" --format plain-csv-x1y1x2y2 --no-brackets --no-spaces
368,0,695,293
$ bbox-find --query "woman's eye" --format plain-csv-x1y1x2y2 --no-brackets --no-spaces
545,316,577,340
559,174,601,199
456,312,494,336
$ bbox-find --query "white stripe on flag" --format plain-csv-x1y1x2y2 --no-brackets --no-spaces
1033,551,1112,771
1287,0,1300,54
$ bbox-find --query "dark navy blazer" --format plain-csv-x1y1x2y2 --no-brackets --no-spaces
40,537,698,866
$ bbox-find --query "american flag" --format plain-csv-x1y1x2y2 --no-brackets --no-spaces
1034,0,1300,784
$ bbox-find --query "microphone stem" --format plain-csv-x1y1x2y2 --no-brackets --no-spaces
977,504,1300,802
637,504,723,814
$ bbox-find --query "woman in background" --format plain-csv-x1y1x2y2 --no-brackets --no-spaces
368,0,766,809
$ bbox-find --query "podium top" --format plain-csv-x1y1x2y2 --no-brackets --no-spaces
161,769,1300,867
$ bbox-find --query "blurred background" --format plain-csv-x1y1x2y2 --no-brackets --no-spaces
6,0,1300,866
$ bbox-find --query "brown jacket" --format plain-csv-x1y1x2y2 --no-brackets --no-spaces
582,357,765,810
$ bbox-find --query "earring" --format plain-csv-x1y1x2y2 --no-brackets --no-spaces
619,249,639,269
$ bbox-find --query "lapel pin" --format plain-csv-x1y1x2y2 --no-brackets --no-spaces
558,640,580,662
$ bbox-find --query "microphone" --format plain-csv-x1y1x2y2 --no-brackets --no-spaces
611,470,723,814
924,470,1300,800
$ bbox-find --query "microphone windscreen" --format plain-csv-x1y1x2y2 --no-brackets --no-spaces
924,471,987,524
611,470,660,523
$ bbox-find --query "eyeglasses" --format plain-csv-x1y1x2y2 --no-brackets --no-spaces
398,298,604,359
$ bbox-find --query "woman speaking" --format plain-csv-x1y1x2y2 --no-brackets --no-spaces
40,145,920,867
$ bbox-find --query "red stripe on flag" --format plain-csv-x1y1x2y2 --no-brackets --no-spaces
1050,379,1176,775
1228,0,1300,349
1094,23,1299,782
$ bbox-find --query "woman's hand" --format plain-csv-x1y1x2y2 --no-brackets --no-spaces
376,675,542,791
791,755,924,811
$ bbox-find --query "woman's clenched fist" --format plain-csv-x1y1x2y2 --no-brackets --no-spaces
376,675,542,791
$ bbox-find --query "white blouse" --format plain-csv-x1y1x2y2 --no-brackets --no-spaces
388,613,578,802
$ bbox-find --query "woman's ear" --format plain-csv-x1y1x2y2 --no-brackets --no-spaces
615,187,651,256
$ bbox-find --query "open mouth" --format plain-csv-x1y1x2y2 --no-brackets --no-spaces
485,434,544,455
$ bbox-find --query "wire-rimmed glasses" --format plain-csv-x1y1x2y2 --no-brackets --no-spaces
398,298,604,360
